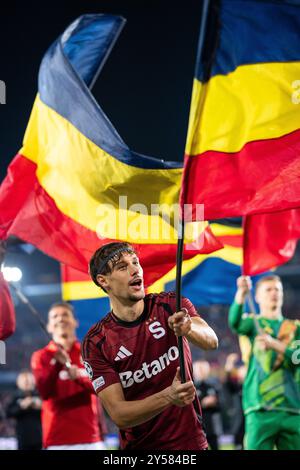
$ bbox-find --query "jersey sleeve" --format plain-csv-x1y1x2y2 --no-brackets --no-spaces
228,301,255,336
81,335,120,394
182,296,200,318
161,293,200,318
31,349,63,400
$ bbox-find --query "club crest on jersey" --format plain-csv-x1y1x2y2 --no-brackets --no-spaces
148,321,165,339
83,361,93,380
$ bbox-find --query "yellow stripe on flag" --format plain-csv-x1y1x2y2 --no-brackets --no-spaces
148,244,242,294
62,280,108,301
186,62,300,155
21,96,184,244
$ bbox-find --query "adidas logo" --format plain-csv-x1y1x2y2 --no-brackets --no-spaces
114,345,133,361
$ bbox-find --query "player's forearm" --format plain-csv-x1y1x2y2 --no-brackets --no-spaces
33,363,63,399
234,289,247,306
228,301,244,329
108,387,173,429
186,318,218,350
228,301,254,336
267,337,287,355
6,402,22,418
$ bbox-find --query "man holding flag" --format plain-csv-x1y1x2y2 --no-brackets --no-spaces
180,2,300,450
82,241,218,450
229,275,300,450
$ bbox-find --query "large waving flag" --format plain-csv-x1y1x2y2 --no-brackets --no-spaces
148,220,244,305
62,219,273,342
62,245,241,341
181,0,300,220
62,221,242,340
243,209,300,275
61,220,243,310
0,14,221,286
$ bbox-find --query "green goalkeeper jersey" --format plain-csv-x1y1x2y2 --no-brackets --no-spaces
229,301,300,415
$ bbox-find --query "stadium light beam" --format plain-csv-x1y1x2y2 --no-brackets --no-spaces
2,266,23,282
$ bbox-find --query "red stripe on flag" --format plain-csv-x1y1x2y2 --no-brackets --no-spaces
181,128,300,220
243,209,300,275
217,235,243,248
0,154,222,286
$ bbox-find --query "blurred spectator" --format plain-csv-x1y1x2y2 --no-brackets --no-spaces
31,302,106,450
193,360,223,450
0,241,16,341
6,370,42,450
0,393,16,439
224,353,246,449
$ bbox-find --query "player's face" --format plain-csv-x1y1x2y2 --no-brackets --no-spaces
104,253,145,302
47,306,77,337
17,372,36,392
255,280,283,315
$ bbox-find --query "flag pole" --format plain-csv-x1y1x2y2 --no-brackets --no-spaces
9,283,72,369
175,218,186,383
9,283,92,389
175,0,211,383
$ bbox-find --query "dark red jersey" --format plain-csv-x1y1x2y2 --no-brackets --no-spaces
82,292,208,450
31,340,101,448
0,273,16,340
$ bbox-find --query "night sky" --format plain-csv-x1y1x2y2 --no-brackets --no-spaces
0,0,203,182
0,0,204,286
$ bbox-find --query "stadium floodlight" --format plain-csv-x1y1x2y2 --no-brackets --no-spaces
2,266,23,282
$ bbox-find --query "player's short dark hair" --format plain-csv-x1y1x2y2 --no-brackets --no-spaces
89,242,136,290
48,301,75,317
255,274,282,293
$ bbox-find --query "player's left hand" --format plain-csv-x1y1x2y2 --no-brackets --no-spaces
255,334,275,351
168,308,192,337
19,397,34,410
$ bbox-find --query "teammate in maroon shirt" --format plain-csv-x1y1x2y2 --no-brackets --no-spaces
82,242,218,450
31,302,105,449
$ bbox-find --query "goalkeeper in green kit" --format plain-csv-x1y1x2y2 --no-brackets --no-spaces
229,275,300,450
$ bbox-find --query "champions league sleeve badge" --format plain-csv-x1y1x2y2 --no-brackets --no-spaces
83,361,93,380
